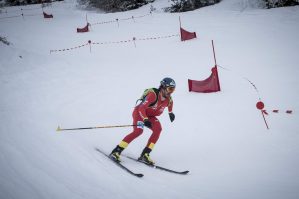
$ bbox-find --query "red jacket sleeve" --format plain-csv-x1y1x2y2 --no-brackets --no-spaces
138,91,157,120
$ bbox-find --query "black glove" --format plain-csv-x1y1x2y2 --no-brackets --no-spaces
169,112,175,122
143,119,152,128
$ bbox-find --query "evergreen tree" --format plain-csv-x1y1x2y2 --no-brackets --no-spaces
167,0,221,13
264,0,298,8
0,36,10,46
79,0,154,12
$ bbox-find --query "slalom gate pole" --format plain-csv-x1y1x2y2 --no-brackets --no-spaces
56,124,136,132
179,16,182,41
212,40,217,66
260,111,269,130
179,16,182,28
212,40,221,91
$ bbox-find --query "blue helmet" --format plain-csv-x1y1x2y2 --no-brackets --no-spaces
160,77,176,88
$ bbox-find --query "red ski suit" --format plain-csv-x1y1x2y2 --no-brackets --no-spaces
122,89,173,149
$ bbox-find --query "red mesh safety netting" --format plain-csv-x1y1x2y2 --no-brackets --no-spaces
188,66,221,93
180,27,196,41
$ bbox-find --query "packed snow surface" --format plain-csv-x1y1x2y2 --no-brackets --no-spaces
0,0,299,199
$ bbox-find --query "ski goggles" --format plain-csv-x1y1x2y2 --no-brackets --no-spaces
165,86,175,93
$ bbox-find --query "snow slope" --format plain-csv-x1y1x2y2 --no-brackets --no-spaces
1,0,299,199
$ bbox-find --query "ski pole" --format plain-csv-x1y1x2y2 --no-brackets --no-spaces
56,124,136,132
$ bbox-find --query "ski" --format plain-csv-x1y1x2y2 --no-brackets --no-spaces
95,148,144,178
124,155,189,175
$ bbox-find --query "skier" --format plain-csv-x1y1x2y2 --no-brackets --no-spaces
110,77,176,165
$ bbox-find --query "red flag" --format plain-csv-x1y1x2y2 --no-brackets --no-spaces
43,12,53,19
188,66,221,93
180,27,196,41
77,23,90,33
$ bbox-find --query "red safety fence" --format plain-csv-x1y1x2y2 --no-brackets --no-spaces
1,11,150,26
0,13,44,20
50,34,179,54
272,110,293,114
90,13,151,26
0,6,42,14
262,109,293,115
0,5,51,20
0,14,22,20
0,12,53,20
50,41,91,53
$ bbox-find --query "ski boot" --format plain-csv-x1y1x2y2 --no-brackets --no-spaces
109,145,124,162
138,147,155,165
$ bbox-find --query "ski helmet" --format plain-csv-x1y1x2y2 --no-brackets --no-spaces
160,77,176,88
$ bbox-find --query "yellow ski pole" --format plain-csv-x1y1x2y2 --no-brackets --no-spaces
56,124,136,132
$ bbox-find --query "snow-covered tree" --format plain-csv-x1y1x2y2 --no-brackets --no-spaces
5,0,60,6
79,0,154,12
263,0,299,8
167,0,221,13
0,36,10,45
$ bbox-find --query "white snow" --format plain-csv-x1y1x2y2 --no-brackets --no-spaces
1,0,299,199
